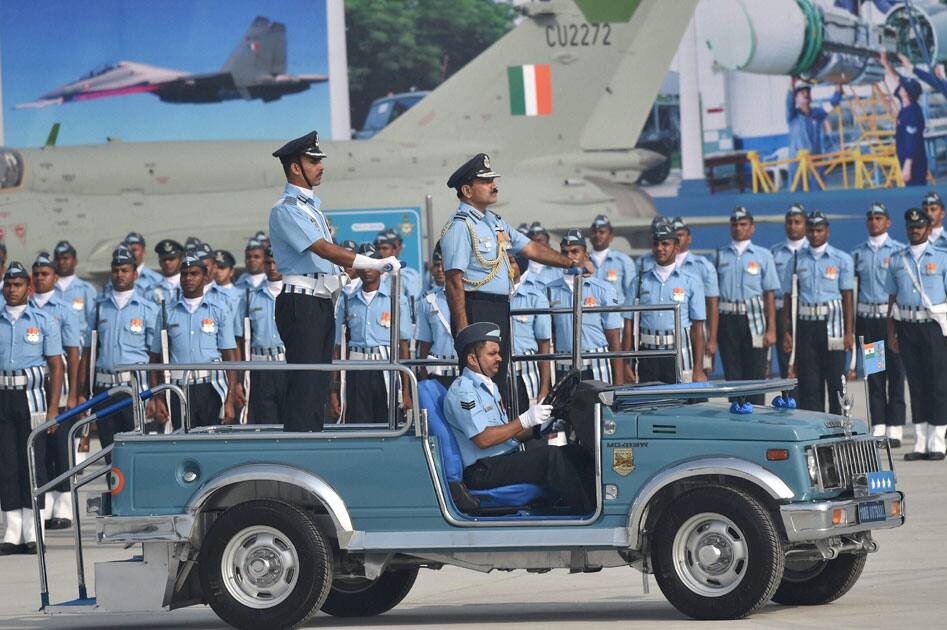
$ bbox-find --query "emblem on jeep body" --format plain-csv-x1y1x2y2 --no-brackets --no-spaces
612,447,635,476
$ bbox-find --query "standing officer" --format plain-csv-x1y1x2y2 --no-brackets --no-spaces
416,245,458,380
853,203,906,444
53,240,96,347
122,232,163,290
0,263,63,555
923,191,947,249
329,243,412,422
146,254,240,428
715,207,780,403
782,211,854,414
236,247,287,424
625,222,707,384
235,238,267,290
150,239,184,305
440,153,578,406
31,253,82,530
269,131,397,432
89,247,158,448
545,230,624,385
509,253,552,411
588,215,637,306
770,204,809,378
887,208,947,460
671,217,719,372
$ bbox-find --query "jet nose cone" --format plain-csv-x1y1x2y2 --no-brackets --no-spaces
636,148,666,171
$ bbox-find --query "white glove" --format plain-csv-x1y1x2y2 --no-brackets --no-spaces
379,256,401,272
518,404,553,429
353,254,400,271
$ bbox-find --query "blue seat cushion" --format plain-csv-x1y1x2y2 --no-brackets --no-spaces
418,379,544,510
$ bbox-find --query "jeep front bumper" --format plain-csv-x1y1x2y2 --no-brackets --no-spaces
780,491,904,542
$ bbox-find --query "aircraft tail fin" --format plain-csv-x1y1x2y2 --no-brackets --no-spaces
45,123,61,147
222,16,287,83
376,0,697,160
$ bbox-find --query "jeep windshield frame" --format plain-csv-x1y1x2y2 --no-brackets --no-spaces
602,378,798,408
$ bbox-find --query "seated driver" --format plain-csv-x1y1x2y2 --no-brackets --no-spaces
444,323,595,514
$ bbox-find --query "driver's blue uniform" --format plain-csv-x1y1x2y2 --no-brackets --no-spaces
443,367,594,513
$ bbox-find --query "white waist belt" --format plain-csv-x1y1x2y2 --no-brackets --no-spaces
718,301,748,315
349,348,388,360
282,273,336,298
799,303,831,318
95,371,134,385
169,369,215,383
857,303,888,318
640,331,677,348
0,374,28,388
250,346,286,361
898,306,933,322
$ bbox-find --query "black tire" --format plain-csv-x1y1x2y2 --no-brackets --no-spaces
199,499,332,630
771,553,867,605
651,485,784,620
321,567,419,617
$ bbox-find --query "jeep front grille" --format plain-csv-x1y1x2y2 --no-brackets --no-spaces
811,437,887,490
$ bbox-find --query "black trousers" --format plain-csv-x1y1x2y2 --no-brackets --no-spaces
344,370,388,423
45,413,77,492
796,319,846,414
897,321,947,426
92,386,135,452
856,316,906,427
0,390,45,511
637,356,678,385
275,292,334,432
451,292,513,414
463,444,594,514
248,370,289,425
171,382,222,429
775,308,791,378
718,314,768,405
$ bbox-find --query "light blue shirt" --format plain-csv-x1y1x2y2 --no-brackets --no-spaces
631,265,706,330
94,293,159,371
770,240,808,299
235,272,266,291
150,298,236,362
639,251,719,298
205,283,242,337
137,266,163,291
886,245,947,307
55,276,97,347
148,277,181,307
415,287,456,358
930,230,947,251
787,245,854,305
440,202,529,296
268,183,337,275
0,306,63,369
400,266,421,300
511,280,551,354
30,294,82,348
715,242,781,301
335,285,413,347
591,248,637,304
546,276,621,352
852,236,905,305
237,285,284,351
524,264,562,288
444,367,519,468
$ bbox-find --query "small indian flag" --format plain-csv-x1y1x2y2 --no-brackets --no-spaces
508,64,552,116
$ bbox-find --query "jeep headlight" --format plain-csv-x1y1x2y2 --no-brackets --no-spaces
806,448,818,485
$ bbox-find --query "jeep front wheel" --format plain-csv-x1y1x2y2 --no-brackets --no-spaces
771,553,867,605
321,567,419,617
199,499,332,630
651,486,784,620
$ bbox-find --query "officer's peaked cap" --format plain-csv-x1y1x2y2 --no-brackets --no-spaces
731,206,753,222
3,261,28,280
923,191,943,207
905,207,931,228
454,322,502,357
447,153,500,189
866,202,888,217
272,131,327,160
54,240,76,256
32,252,55,269
111,246,135,267
560,228,587,248
806,210,829,227
214,249,236,268
154,239,184,260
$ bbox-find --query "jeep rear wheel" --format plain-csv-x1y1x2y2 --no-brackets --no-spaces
199,499,332,630
771,553,867,605
321,567,419,617
651,486,784,620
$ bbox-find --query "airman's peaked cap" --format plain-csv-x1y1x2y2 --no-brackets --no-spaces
32,252,55,269
905,207,931,228
866,202,888,217
111,246,135,267
447,153,500,189
154,239,184,260
214,249,236,268
923,191,943,207
4,261,28,279
807,210,829,227
272,131,327,160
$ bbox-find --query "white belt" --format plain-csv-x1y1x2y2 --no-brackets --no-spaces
169,369,215,383
857,303,888,318
898,306,933,322
95,371,134,386
250,347,286,361
0,374,28,388
640,332,676,348
349,348,387,360
718,301,747,315
799,303,831,318
282,273,337,298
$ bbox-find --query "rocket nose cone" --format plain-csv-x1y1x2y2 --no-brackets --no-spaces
699,0,807,75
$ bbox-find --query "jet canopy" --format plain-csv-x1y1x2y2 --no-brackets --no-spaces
0,149,23,190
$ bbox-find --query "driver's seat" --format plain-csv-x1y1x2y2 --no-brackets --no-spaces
419,379,545,514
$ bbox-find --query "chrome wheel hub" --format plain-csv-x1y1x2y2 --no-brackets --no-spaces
672,512,748,597
221,525,300,608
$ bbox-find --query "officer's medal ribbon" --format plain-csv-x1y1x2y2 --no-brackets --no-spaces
201,319,217,334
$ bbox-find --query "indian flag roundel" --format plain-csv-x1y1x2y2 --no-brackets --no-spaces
508,64,552,116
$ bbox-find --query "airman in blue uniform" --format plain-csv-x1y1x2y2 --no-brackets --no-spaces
0,262,63,555
441,154,577,410
509,254,552,409
150,239,184,306
770,204,808,379
53,240,96,348
923,191,947,250
416,245,458,379
268,131,397,432
714,207,780,403
588,215,637,305
330,243,412,423
521,222,562,287
443,323,593,514
379,228,422,301
545,230,624,385
236,247,287,424
122,232,163,291
235,238,267,291
782,211,854,414
852,203,906,444
212,249,238,289
887,208,947,461
626,222,706,384
147,254,240,429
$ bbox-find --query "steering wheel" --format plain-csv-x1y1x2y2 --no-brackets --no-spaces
539,368,581,435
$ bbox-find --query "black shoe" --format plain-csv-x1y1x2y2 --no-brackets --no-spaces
17,542,37,555
0,543,17,555
889,438,902,448
46,518,71,530
904,452,927,461
925,452,946,461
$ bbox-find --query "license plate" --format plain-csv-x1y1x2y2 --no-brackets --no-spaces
866,471,896,495
857,500,887,524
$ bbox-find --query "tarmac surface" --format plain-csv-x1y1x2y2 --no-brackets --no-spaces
0,383,943,629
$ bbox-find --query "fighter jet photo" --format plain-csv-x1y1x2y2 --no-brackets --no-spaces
15,16,327,109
